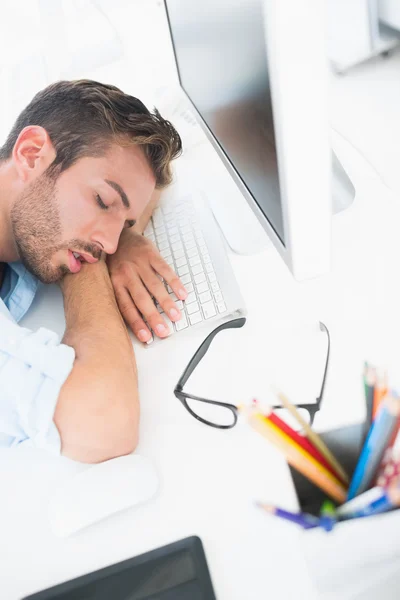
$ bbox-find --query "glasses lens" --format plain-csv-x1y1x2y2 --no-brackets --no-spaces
185,398,236,427
273,407,312,432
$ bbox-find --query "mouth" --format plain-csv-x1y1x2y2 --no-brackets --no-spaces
68,249,99,273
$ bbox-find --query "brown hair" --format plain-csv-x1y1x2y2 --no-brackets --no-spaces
0,79,182,187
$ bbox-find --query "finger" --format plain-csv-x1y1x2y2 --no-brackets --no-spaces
141,267,183,323
114,286,152,343
150,256,188,301
127,275,172,339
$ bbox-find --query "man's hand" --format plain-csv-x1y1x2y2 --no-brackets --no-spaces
107,229,188,342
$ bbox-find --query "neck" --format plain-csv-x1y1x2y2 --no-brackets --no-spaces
0,161,20,263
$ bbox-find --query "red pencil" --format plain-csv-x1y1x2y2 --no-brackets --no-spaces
265,411,347,485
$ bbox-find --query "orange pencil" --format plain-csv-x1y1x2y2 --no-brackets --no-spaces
246,409,347,504
372,370,388,419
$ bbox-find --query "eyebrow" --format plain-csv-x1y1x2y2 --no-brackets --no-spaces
105,179,130,209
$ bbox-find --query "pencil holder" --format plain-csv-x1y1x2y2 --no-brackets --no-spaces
290,423,400,600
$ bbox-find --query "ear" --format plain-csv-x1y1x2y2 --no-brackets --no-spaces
12,126,56,182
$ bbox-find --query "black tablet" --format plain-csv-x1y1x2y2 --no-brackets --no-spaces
23,536,217,600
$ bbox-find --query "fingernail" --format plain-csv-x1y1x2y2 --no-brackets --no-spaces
156,323,168,336
138,329,150,342
178,288,187,300
169,308,180,320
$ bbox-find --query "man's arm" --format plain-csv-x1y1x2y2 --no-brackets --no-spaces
54,260,139,464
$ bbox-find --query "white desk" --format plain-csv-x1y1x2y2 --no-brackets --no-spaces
1,130,400,600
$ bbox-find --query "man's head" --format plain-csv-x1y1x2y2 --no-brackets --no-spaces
0,79,182,283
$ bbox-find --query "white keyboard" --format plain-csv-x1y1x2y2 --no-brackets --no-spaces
143,191,245,336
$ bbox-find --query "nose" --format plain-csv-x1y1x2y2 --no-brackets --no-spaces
91,217,123,255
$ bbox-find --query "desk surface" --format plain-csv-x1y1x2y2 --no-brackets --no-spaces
1,127,400,600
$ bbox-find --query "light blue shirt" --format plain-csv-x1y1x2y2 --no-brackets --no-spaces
0,262,75,453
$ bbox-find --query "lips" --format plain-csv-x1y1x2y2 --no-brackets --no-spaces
67,249,100,274
68,250,82,273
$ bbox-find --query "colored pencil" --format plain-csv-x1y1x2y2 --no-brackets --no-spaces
275,391,349,485
255,501,319,530
339,479,400,519
337,486,385,518
362,363,376,445
347,393,400,500
372,369,388,419
266,411,347,484
247,410,347,503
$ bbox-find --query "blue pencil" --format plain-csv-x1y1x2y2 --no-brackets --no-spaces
339,479,400,519
347,394,400,500
255,502,319,530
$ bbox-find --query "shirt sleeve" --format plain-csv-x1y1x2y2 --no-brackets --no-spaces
0,313,75,454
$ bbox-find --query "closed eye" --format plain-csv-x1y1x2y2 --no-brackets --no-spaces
96,194,108,210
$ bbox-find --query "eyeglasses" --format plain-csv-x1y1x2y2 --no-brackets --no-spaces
174,318,331,429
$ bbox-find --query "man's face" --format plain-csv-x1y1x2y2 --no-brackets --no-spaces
11,144,155,283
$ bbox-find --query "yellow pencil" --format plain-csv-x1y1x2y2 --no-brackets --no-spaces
276,391,349,485
247,410,347,504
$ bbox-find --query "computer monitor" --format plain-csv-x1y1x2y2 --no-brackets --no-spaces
164,0,355,280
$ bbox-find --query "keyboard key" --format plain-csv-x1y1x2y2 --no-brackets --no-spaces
144,224,154,236
156,233,167,244
166,257,174,267
155,224,166,235
199,245,208,255
175,256,187,268
185,291,197,304
217,301,226,313
199,290,212,304
172,241,183,252
205,262,214,273
169,292,178,301
182,232,194,243
176,313,189,331
160,248,171,259
178,217,189,227
208,272,217,283
170,233,180,244
162,206,173,215
185,282,194,293
213,291,223,304
176,300,184,309
184,239,197,251
187,247,198,258
167,225,179,236
158,240,169,251
211,281,220,292
191,263,204,276
189,311,203,326
190,255,202,267
187,301,200,315
180,273,192,285
203,253,211,264
202,300,217,319
178,265,190,276
196,281,209,294
180,224,191,235
173,248,185,259
194,272,207,285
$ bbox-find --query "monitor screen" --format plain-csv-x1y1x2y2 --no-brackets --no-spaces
165,0,285,245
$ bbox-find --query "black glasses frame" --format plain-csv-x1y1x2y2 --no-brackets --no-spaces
174,318,331,429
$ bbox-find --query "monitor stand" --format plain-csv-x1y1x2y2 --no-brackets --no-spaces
182,141,355,256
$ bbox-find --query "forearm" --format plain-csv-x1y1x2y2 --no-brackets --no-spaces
55,261,139,463
132,188,161,234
